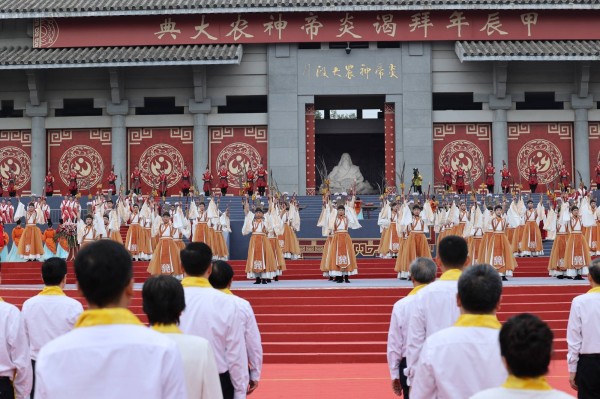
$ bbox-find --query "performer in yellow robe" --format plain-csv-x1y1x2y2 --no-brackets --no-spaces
326,201,361,283
479,205,517,281
242,203,277,285
519,200,544,257
147,212,182,276
18,203,44,260
563,206,591,280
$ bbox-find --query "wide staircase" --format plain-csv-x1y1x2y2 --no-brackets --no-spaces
0,256,587,363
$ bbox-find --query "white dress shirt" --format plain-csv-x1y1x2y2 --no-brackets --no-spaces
230,294,263,382
471,387,574,399
164,333,224,399
35,324,186,399
567,288,600,372
180,284,249,399
0,301,32,399
411,324,507,399
22,290,84,360
406,273,461,382
387,291,419,379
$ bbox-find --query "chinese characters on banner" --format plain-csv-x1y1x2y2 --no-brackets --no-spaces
433,124,492,189
47,129,112,195
33,10,599,48
306,62,398,80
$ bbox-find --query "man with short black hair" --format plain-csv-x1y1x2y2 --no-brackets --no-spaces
209,261,263,395
22,258,83,398
566,260,600,398
179,242,249,399
143,276,222,399
405,235,468,384
387,257,437,398
0,263,33,399
411,264,506,399
471,313,574,398
35,240,186,399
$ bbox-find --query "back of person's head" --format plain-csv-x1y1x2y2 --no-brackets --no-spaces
75,240,133,307
42,257,67,286
458,264,502,314
589,259,600,284
500,314,553,378
180,242,213,276
209,261,234,289
438,235,468,269
409,257,437,285
142,275,185,326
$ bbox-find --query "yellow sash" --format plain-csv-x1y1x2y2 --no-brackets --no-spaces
588,287,600,294
440,269,462,281
0,297,3,302
502,375,552,391
151,324,183,334
38,286,66,296
407,284,427,296
454,314,501,329
75,308,143,328
219,288,234,295
181,277,212,288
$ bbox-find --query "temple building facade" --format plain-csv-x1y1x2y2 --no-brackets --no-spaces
0,2,599,195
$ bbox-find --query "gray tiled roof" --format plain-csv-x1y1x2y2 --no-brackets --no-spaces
455,40,600,61
0,44,242,69
2,0,600,18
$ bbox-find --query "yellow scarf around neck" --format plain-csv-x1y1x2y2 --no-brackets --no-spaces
440,269,462,281
38,286,66,296
75,308,143,328
407,284,427,296
454,314,502,329
502,375,552,391
151,324,183,334
181,277,212,288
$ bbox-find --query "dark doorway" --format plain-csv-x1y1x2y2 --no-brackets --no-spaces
314,95,385,194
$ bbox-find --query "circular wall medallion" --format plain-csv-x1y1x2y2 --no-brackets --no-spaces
0,147,31,190
516,139,563,184
58,145,104,188
138,144,185,189
438,140,485,181
215,143,262,189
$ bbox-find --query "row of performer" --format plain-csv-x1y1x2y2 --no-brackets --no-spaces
39,162,269,198
0,193,305,284
374,192,599,281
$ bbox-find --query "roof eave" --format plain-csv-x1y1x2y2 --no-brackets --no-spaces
0,58,241,70
4,4,600,19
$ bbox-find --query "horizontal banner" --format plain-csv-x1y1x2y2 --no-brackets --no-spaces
34,10,600,48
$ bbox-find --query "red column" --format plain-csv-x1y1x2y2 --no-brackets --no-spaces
305,104,316,195
384,103,396,193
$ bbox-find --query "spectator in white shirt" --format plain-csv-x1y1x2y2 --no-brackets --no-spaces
22,257,83,398
35,240,186,399
471,314,574,399
209,260,263,395
387,257,436,398
142,275,223,399
0,263,33,399
406,235,468,383
411,264,506,399
567,260,600,398
179,242,249,399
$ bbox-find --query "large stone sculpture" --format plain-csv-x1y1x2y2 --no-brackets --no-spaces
327,153,376,194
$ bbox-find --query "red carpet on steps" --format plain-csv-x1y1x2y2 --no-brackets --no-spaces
0,257,556,284
0,284,588,364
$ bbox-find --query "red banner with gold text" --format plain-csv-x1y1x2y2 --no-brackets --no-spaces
128,127,193,195
47,129,112,196
34,11,600,48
